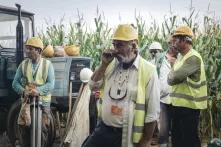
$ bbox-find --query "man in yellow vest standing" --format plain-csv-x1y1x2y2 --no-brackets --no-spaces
82,24,160,147
12,37,55,147
168,26,207,147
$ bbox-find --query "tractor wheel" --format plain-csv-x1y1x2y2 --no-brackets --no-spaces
7,99,56,147
6,99,21,146
46,110,56,147
0,107,8,134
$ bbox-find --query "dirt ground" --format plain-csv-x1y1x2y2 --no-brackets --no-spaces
0,132,208,147
0,133,11,147
0,132,61,147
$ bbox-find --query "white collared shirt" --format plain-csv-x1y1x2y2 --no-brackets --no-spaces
89,55,160,128
159,55,172,104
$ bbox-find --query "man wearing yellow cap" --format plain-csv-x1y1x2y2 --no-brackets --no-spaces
82,24,160,147
12,37,55,147
167,26,207,147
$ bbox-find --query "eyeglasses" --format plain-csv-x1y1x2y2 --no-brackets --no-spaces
112,42,125,48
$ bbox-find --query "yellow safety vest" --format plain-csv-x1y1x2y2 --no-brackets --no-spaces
21,58,51,102
99,57,155,143
170,49,208,109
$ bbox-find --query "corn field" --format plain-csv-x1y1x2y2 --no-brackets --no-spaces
38,7,221,141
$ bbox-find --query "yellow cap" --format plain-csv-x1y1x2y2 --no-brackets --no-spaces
64,45,80,56
173,26,194,38
112,24,138,41
42,45,54,58
25,37,44,50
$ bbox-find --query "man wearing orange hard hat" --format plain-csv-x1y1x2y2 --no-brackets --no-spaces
167,26,207,147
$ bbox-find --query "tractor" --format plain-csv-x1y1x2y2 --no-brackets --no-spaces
0,4,91,146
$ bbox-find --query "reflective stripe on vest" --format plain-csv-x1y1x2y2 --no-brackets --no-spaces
170,49,208,109
21,58,51,102
99,57,155,143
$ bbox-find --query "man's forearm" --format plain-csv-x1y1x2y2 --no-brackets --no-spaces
37,82,54,95
12,67,25,95
167,70,184,86
91,64,107,82
139,121,157,144
12,80,25,95
168,56,201,85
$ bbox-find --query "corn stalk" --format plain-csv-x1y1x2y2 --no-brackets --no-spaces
38,5,221,141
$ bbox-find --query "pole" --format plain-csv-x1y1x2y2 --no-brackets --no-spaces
15,4,24,67
67,82,72,123
31,97,36,147
36,97,42,147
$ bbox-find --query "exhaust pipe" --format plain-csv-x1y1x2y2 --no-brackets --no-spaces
15,4,24,67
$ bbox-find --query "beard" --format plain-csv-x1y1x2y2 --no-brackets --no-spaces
116,54,135,64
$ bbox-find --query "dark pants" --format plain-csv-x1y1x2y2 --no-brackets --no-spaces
89,94,98,134
171,106,200,147
159,103,172,144
82,121,122,147
19,108,51,147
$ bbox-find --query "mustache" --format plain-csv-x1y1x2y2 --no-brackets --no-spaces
116,54,133,63
103,52,119,58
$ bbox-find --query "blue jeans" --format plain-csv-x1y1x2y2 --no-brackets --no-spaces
82,121,122,147
159,103,172,144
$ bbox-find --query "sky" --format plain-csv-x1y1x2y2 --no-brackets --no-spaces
0,0,220,31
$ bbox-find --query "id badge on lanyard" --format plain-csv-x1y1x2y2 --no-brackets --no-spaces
111,105,123,116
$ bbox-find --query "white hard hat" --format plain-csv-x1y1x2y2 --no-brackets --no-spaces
80,68,93,83
149,41,163,50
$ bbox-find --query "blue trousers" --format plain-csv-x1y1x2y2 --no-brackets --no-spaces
82,121,122,147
